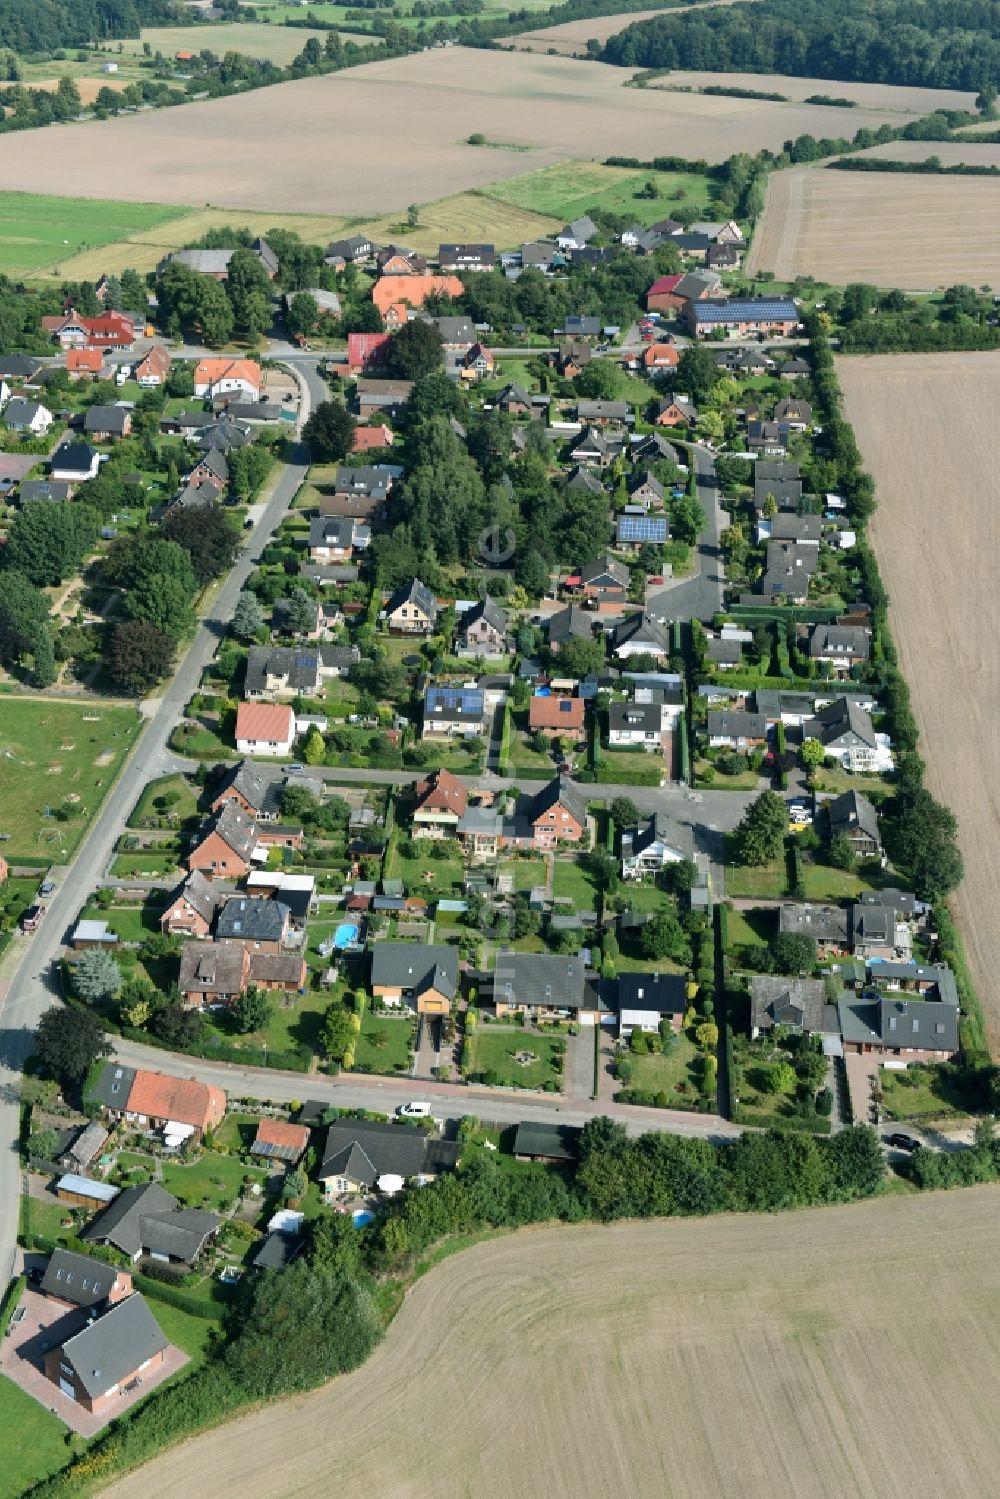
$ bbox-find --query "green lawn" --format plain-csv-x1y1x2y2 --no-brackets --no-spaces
0,1374,73,1499
618,882,668,914
109,851,181,878
0,698,141,859
502,858,547,893
21,1193,76,1242
145,1298,221,1369
484,163,714,225
620,1031,703,1108
391,850,465,898
79,903,162,943
551,856,598,909
128,773,200,827
799,862,873,900
880,1064,973,1122
0,190,185,277
725,906,774,948
214,1112,262,1153
353,1012,416,1075
160,1153,268,1211
468,1024,564,1089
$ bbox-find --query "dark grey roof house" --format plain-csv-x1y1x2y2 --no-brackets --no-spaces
215,896,290,944
82,1182,219,1263
41,1249,128,1310
827,790,881,857
318,1118,459,1189
51,1293,168,1405
492,950,589,1014
750,976,830,1036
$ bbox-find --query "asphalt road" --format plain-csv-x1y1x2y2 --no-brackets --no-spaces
0,361,324,1289
647,444,725,624
109,1035,742,1142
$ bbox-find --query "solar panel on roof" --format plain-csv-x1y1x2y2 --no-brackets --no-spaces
618,515,667,542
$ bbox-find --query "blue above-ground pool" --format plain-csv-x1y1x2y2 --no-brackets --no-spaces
353,1209,375,1228
334,922,360,949
534,686,551,697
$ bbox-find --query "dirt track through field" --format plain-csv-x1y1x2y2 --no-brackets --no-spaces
838,353,1000,1048
101,1187,1000,1499
750,166,1000,288
0,50,975,214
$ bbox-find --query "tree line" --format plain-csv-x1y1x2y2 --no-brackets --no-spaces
601,0,1000,93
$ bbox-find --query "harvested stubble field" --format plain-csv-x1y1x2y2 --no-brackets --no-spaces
120,23,334,63
101,1187,1000,1499
837,352,1000,1047
0,49,966,216
749,165,1000,289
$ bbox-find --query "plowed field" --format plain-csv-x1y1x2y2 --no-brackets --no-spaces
101,1186,1000,1499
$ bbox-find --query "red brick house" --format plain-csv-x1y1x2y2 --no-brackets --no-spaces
412,766,468,836
643,342,679,371
44,1294,168,1416
645,274,684,313
160,870,219,937
66,348,105,379
133,344,172,387
187,802,258,879
528,775,587,849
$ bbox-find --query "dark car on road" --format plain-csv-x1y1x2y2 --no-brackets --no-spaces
883,1132,922,1153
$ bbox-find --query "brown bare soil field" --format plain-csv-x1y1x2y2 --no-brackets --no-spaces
0,50,973,215
851,139,1000,166
749,165,1000,288
101,1187,1000,1499
649,71,975,114
508,0,751,53
32,77,130,104
838,353,1000,1047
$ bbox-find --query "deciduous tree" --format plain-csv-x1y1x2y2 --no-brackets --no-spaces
34,1006,110,1089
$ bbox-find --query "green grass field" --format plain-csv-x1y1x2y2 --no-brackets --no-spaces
160,1152,268,1210
0,191,184,277
353,1012,416,1074
551,856,598,909
121,22,332,63
128,773,200,827
0,699,141,860
469,1024,563,1089
0,1373,73,1499
144,1298,221,1368
621,1031,702,1107
483,162,714,225
78,903,161,943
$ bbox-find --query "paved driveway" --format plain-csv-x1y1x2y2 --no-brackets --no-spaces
0,1280,188,1438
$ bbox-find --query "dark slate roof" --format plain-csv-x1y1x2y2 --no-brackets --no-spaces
215,759,283,818
562,463,605,496
493,950,586,1011
529,773,588,831
90,1062,136,1111
612,970,687,1015
216,896,290,943
83,404,129,434
370,941,459,999
252,1230,305,1270
50,442,96,475
810,697,877,750
610,699,661,735
512,1121,581,1161
828,790,880,845
580,555,629,588
809,624,871,660
387,578,438,622
0,354,42,379
204,801,259,862
310,515,354,549
857,887,917,916
244,645,320,695
318,1119,437,1184
611,613,671,662
547,604,595,645
59,1294,168,1400
751,976,830,1034
166,869,219,925
41,1249,121,1309
81,1182,178,1257
19,480,73,503
459,597,507,637
620,813,691,862
778,902,850,944
839,997,959,1053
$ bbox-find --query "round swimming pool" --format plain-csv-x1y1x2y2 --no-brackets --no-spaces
334,921,360,949
352,1209,375,1228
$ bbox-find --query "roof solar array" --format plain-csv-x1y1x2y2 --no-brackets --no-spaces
618,513,668,542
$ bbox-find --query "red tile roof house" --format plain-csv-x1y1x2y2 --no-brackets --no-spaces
529,693,586,740
235,702,297,757
411,766,468,836
44,312,135,350
347,332,391,376
251,1118,310,1164
644,275,687,313
122,1069,226,1140
193,358,262,401
352,424,393,453
65,348,105,379
133,344,172,387
187,801,260,879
